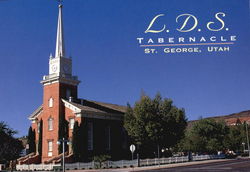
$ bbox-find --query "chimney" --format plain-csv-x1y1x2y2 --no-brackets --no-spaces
69,97,74,102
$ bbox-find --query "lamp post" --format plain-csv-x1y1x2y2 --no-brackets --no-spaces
57,138,70,172
161,149,165,158
26,144,30,172
242,142,245,153
245,122,250,158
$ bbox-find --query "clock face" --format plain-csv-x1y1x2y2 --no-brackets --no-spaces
63,65,70,73
51,65,58,72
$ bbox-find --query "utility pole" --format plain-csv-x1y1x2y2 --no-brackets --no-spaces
57,138,70,172
245,122,250,158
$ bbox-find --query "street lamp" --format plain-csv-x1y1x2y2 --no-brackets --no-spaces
161,149,165,158
242,142,245,152
57,138,71,172
26,144,30,171
245,122,250,158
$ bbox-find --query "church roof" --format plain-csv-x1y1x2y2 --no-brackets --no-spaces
62,98,127,114
64,100,107,114
28,99,127,121
79,99,127,114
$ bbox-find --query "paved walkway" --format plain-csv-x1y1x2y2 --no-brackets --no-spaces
67,158,236,172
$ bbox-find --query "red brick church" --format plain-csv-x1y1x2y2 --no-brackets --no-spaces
20,4,128,164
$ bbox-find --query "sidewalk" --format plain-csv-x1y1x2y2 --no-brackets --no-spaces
68,158,234,172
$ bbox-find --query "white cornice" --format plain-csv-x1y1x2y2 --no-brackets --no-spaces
28,109,43,121
62,99,81,113
62,99,123,121
41,75,80,86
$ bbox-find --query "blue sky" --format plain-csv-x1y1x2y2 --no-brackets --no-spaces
0,0,249,137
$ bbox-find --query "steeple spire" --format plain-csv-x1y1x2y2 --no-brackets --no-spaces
41,1,80,86
55,4,65,58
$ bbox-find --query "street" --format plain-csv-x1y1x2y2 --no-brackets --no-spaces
141,158,250,172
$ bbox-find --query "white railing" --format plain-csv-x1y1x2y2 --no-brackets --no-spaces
16,154,225,170
140,156,189,166
64,160,137,170
192,154,225,161
16,163,60,171
107,159,138,168
65,161,94,170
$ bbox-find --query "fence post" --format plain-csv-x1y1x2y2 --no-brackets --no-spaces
188,152,192,161
137,153,140,167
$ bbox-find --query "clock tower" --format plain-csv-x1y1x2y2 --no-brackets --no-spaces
41,4,79,87
39,3,80,161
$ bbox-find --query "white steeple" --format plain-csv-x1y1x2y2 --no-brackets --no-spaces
41,2,80,86
55,4,65,58
48,3,72,76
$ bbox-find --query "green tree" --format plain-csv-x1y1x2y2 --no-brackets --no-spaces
0,122,24,164
180,118,229,154
124,93,187,158
224,123,247,152
72,121,81,161
79,121,87,161
38,119,43,157
58,116,69,154
93,154,111,169
27,126,36,154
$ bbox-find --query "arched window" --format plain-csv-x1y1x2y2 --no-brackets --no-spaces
49,98,53,108
48,118,53,131
69,118,75,129
48,141,53,157
37,122,40,133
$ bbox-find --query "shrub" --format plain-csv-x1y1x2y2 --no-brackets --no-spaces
93,154,111,169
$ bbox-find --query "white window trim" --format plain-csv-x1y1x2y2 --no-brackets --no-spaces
48,118,53,131
37,122,40,133
48,141,53,157
49,98,53,108
69,118,75,130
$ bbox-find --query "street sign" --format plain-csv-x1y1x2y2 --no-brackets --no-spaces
130,144,135,153
130,144,136,160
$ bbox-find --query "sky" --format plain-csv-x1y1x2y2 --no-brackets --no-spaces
0,0,249,137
